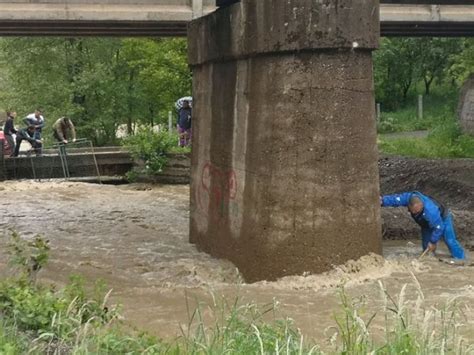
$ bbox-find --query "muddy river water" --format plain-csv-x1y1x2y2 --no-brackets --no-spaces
1,181,473,347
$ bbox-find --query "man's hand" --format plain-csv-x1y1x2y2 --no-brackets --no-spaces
63,139,68,144
427,242,437,253
36,139,43,144
379,196,383,206
72,138,76,143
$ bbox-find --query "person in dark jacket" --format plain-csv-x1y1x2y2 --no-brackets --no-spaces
13,126,43,157
177,100,192,147
3,111,17,156
381,191,465,259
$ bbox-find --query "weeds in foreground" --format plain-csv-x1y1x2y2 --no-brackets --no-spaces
0,230,473,354
329,275,473,355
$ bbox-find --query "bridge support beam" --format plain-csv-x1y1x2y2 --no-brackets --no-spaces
188,0,382,282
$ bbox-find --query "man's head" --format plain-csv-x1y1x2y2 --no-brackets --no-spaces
6,110,16,118
408,195,424,215
182,100,190,109
27,125,35,133
35,108,43,118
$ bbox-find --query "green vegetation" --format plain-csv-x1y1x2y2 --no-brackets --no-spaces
0,36,473,157
374,38,472,111
0,38,191,146
375,38,474,158
122,129,190,180
1,231,473,354
379,126,474,159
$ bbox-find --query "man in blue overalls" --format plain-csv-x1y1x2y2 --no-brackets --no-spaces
381,191,465,260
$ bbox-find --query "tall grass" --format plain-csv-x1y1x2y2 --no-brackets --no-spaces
377,87,474,158
330,276,474,354
378,121,474,158
377,87,459,134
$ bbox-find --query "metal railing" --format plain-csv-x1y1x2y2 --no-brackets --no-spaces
49,138,102,183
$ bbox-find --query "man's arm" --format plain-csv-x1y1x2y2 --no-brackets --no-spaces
424,209,445,244
36,117,45,129
69,121,76,141
55,125,65,141
4,119,16,134
381,192,412,207
21,130,37,144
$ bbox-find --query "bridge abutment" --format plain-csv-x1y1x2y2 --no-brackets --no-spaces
188,0,382,282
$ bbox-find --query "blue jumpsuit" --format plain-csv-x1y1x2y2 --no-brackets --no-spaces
382,192,465,260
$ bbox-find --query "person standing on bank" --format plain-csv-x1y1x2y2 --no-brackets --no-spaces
53,117,76,144
13,125,43,157
3,110,17,156
177,100,192,147
24,108,45,156
381,191,466,260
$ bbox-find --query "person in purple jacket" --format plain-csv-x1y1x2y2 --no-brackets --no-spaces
177,100,192,147
381,191,465,260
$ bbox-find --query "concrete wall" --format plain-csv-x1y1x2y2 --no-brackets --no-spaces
188,0,382,282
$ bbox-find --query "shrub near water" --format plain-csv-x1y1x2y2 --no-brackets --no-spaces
122,129,191,181
123,129,177,175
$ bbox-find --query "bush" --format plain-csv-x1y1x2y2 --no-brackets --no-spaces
122,129,178,177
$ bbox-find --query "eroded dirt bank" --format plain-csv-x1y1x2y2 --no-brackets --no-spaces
0,179,473,346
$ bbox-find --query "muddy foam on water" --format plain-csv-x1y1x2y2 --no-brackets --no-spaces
257,253,430,291
1,181,473,343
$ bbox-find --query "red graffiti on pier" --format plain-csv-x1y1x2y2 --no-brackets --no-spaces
197,162,238,221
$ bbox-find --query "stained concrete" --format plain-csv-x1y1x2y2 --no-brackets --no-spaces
0,151,133,180
188,0,382,282
458,74,474,136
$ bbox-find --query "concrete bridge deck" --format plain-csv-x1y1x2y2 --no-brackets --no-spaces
0,1,472,36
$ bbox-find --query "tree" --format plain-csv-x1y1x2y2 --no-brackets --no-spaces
374,37,465,111
374,38,422,110
417,38,463,95
0,37,191,145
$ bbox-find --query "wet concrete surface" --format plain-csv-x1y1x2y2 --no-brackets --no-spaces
0,181,473,346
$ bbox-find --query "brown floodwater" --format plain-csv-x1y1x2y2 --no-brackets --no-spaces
0,181,473,347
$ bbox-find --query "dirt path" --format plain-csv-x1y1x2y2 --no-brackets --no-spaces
1,180,473,347
380,130,429,140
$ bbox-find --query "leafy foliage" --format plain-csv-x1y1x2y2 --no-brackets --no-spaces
374,38,465,110
0,38,191,146
122,129,179,178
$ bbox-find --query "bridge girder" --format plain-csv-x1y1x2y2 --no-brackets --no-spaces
0,2,472,37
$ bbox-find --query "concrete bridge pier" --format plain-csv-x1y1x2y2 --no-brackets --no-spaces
188,0,382,282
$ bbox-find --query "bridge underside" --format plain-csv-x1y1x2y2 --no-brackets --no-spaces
384,22,474,36
0,4,472,36
0,20,189,37
0,20,472,37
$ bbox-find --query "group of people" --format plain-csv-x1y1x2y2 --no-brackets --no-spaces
2,108,76,157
